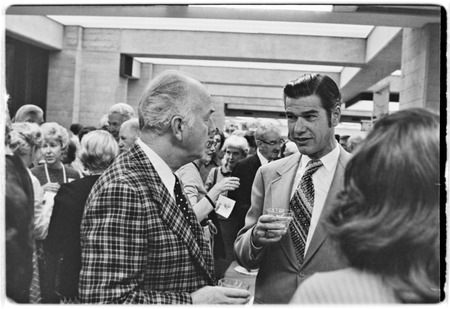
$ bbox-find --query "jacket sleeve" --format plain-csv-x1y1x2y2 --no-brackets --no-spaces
45,184,72,254
79,180,192,304
234,167,267,269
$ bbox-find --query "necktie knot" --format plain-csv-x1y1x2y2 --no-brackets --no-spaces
304,159,323,177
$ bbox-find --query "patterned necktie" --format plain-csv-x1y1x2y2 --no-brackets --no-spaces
289,159,323,265
174,175,196,231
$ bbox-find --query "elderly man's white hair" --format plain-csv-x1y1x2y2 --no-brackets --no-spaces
120,118,140,135
254,122,281,141
108,103,135,121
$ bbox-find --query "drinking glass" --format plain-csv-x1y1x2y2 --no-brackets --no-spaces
218,278,250,290
264,208,292,227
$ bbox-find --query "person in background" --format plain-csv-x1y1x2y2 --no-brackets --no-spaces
227,123,283,252
192,129,222,185
78,126,97,143
118,118,140,153
290,108,440,304
107,102,135,141
213,128,226,160
5,105,35,303
30,122,81,303
69,123,84,137
79,70,250,304
280,140,299,158
205,135,249,279
98,114,109,131
13,104,44,125
176,132,241,266
346,135,364,153
339,135,350,151
244,131,257,156
205,135,249,193
68,123,83,153
45,130,119,303
234,74,351,304
9,122,46,303
61,139,78,168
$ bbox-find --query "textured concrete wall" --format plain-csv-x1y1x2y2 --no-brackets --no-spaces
46,27,129,128
400,23,440,112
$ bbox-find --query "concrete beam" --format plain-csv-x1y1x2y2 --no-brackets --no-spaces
5,15,63,50
340,27,403,105
118,29,366,67
205,83,283,100
225,102,371,123
367,75,401,93
7,5,441,28
152,64,340,87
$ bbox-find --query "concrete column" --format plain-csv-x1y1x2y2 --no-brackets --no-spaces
372,84,390,121
47,27,125,128
46,26,83,128
211,96,225,131
400,23,440,112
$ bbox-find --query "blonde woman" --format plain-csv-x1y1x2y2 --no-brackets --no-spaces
46,130,118,303
30,122,80,303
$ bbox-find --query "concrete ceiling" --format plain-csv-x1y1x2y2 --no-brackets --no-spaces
5,4,442,122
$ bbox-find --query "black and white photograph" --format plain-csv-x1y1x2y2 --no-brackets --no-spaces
1,0,445,306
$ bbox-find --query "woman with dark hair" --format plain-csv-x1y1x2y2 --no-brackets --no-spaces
45,130,119,303
291,108,440,304
213,128,226,160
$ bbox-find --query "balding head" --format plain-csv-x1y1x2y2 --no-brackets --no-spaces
108,103,135,140
118,118,140,153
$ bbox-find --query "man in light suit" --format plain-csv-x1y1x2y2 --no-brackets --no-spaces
79,71,250,304
234,73,351,304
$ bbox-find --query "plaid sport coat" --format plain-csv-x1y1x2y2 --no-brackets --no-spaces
79,143,215,304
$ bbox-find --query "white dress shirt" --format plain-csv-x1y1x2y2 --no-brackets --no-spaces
290,144,341,256
137,138,176,199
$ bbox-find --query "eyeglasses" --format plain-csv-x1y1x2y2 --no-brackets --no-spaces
257,139,285,146
205,140,218,148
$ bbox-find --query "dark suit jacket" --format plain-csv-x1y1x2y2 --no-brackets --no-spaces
234,147,352,304
79,143,215,304
5,153,34,303
45,175,100,298
227,154,261,227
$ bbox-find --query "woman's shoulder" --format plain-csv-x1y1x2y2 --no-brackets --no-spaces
291,268,398,304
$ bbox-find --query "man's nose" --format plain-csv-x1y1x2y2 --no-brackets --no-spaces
293,118,307,133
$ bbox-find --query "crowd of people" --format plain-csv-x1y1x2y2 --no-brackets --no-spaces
5,70,441,304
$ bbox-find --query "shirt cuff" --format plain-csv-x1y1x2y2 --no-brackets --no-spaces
250,227,264,259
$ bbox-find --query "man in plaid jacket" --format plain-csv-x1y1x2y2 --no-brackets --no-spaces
79,71,250,304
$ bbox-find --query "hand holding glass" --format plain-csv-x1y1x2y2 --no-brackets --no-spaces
218,278,250,290
264,208,292,227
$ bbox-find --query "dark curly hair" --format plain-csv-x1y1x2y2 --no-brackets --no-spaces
326,108,440,303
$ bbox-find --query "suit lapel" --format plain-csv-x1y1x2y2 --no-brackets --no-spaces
131,146,215,283
155,183,215,282
270,153,301,269
302,147,350,265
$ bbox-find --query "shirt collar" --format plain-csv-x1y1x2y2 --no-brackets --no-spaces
257,149,269,165
300,142,340,172
136,138,176,196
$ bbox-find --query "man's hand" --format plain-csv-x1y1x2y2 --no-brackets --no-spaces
190,286,251,304
251,214,292,247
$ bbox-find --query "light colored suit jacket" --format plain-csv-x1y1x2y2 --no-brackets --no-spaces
234,146,352,304
79,144,215,304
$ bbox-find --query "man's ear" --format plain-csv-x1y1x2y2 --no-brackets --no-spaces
171,116,184,141
331,105,341,127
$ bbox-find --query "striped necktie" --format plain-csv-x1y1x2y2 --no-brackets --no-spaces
289,159,323,265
